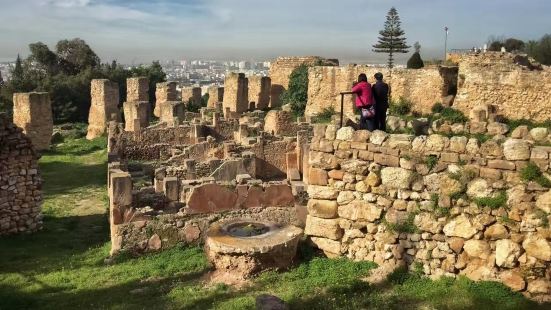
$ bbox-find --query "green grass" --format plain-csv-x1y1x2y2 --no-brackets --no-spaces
311,106,336,124
0,136,547,310
520,162,551,188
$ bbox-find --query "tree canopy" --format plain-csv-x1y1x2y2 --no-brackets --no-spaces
373,7,410,70
0,38,166,123
407,42,424,69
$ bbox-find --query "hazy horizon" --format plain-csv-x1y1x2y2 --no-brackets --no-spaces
1,0,550,64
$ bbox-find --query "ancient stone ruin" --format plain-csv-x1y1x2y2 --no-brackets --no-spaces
87,79,120,139
97,53,551,297
0,113,43,235
12,92,53,150
123,77,150,132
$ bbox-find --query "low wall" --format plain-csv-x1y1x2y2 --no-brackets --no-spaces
306,65,456,118
305,125,551,298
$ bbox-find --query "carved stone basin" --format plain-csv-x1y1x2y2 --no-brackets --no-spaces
205,219,303,279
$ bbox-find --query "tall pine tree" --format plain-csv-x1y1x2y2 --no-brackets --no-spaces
373,7,409,77
11,54,25,90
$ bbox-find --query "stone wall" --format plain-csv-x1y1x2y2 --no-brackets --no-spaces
305,125,551,299
12,92,53,150
223,73,249,114
248,76,271,110
306,65,456,119
453,52,551,122
0,113,42,235
87,79,119,140
269,56,339,107
207,86,224,108
124,77,150,132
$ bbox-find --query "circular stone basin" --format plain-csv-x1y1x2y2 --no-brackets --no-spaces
205,219,303,279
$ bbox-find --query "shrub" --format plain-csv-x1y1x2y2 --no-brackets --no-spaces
384,212,419,234
440,107,468,123
389,97,412,115
312,106,335,124
280,64,309,117
431,102,444,113
407,52,424,69
474,191,508,209
520,162,551,188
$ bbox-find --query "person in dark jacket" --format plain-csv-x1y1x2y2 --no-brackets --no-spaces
351,73,376,131
372,72,390,131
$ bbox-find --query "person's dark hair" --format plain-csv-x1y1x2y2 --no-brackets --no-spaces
374,72,383,81
358,73,368,83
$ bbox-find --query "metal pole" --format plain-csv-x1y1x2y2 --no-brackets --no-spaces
340,93,344,128
444,27,449,62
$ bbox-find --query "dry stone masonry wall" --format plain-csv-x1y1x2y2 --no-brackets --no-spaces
12,92,53,150
453,52,551,122
248,76,271,110
305,125,551,299
0,113,43,235
223,73,249,114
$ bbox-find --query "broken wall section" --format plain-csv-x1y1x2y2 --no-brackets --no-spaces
12,92,53,150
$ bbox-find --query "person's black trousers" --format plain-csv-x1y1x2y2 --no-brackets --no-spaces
375,106,387,131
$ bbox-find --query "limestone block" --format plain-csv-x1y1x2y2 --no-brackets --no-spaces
310,236,341,255
466,178,492,199
307,185,338,200
484,223,509,240
223,73,248,113
443,214,478,238
487,122,509,136
380,167,413,189
308,167,328,186
536,190,551,213
123,101,149,132
522,235,551,261
414,213,443,234
305,215,343,240
463,240,491,259
500,270,526,292
495,239,521,268
529,127,549,142
503,139,531,161
336,126,354,141
182,86,202,107
338,201,382,222
527,279,551,295
307,199,338,219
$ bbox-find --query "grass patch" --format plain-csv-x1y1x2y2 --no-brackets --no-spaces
439,107,468,123
389,97,412,115
520,162,551,188
425,155,439,172
384,213,419,234
474,191,508,209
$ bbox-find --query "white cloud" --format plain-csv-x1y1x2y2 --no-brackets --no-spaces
44,0,92,8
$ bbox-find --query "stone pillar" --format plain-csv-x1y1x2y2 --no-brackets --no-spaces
13,92,53,151
159,101,185,126
127,77,149,102
207,86,224,108
109,170,132,255
182,87,202,107
154,168,166,193
185,159,196,179
248,76,271,110
154,82,177,117
87,79,119,140
213,112,220,127
297,130,309,176
164,177,180,202
222,73,248,114
123,101,149,132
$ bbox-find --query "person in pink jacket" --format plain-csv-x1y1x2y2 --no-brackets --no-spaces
351,73,376,131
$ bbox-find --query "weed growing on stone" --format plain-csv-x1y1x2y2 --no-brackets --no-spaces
520,162,551,188
425,155,439,172
474,191,508,209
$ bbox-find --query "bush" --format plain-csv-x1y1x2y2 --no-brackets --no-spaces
280,64,309,117
431,102,444,113
407,52,424,69
520,162,551,188
389,97,412,115
440,107,468,123
312,106,335,124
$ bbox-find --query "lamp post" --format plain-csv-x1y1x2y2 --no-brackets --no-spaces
444,26,449,62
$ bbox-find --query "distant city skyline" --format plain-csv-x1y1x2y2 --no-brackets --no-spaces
0,0,550,63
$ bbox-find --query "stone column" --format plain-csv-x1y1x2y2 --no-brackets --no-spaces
127,77,149,102
222,73,248,114
12,92,53,151
249,76,271,110
207,86,224,108
182,87,202,107
159,101,185,126
109,170,132,255
154,81,177,117
87,79,120,140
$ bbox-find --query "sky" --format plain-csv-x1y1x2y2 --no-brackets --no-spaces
0,0,550,64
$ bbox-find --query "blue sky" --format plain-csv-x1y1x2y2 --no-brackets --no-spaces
0,0,550,63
